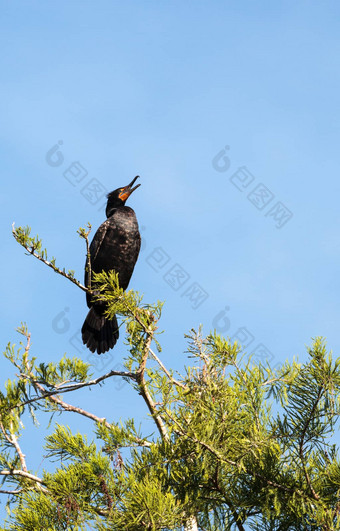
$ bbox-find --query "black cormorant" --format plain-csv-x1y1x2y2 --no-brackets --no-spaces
81,176,141,354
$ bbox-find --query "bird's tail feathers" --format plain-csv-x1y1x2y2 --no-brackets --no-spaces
81,308,119,355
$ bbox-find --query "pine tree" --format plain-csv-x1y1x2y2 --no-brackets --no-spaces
1,225,340,530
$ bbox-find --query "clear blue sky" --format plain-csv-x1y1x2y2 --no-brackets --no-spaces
1,0,340,516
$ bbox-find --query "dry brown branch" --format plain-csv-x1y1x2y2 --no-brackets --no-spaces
11,367,137,411
136,332,169,441
0,422,27,472
0,470,47,490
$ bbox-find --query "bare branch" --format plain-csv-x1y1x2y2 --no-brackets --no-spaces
0,488,22,495
0,470,46,489
123,300,186,392
184,516,199,531
12,223,88,293
136,333,169,441
33,379,109,425
0,423,27,472
148,347,186,389
11,368,137,411
31,379,151,447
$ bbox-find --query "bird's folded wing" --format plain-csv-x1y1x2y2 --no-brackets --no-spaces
90,220,111,263
85,220,113,288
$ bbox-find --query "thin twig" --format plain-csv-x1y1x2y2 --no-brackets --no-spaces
0,335,29,473
212,465,246,531
34,380,108,425
148,347,185,389
12,223,88,293
120,300,171,439
262,377,290,387
0,470,46,487
136,333,169,441
11,368,137,411
31,380,151,448
124,301,186,391
0,488,22,495
85,224,92,292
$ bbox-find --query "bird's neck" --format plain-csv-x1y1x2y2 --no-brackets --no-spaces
106,207,115,218
106,204,122,218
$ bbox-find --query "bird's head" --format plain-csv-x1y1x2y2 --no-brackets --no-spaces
106,175,141,217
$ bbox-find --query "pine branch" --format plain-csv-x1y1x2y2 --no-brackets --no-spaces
127,302,199,530
78,223,92,292
148,346,186,389
165,409,312,502
227,502,246,531
31,379,151,447
212,465,246,531
0,470,47,490
136,331,169,441
12,367,137,411
0,488,22,495
12,221,337,527
123,297,186,389
0,422,27,472
298,384,323,501
230,356,260,432
12,223,88,292
33,380,110,426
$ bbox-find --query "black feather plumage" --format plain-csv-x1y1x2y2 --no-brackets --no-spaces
81,176,141,354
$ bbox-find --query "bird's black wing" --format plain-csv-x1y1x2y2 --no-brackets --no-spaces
135,230,141,259
84,219,113,292
90,220,112,264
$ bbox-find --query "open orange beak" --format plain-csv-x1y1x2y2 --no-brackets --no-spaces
118,175,141,202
